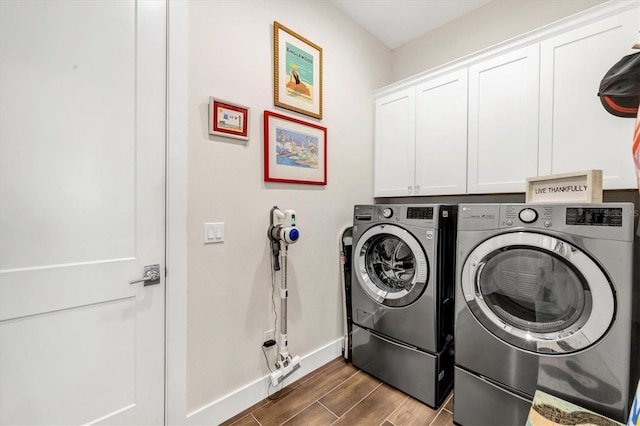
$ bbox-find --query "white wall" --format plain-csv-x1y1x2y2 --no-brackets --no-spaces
185,0,624,420
391,0,606,82
186,0,391,416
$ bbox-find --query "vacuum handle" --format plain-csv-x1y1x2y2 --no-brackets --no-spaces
271,240,281,271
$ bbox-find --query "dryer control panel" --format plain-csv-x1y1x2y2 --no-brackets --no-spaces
566,207,623,227
353,204,455,229
458,203,634,241
406,207,434,220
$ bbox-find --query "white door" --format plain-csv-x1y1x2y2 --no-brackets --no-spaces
468,44,540,194
415,69,468,195
374,88,416,197
0,1,166,424
538,8,638,189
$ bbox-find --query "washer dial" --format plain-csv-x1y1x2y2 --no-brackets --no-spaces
519,208,538,223
382,208,393,219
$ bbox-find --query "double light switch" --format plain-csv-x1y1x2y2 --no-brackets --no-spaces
204,222,224,243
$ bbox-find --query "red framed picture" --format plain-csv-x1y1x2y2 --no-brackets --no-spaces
208,97,250,141
263,110,327,185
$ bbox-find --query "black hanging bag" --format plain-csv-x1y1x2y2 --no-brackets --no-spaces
598,51,640,118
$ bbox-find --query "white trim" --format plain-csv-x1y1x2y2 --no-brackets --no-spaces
186,338,343,425
374,0,639,98
166,0,188,424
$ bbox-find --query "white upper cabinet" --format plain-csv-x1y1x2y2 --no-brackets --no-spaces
373,2,638,197
374,88,416,197
539,9,638,189
374,70,468,197
467,44,540,194
415,69,468,195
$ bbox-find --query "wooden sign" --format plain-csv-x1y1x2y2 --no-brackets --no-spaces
526,170,603,203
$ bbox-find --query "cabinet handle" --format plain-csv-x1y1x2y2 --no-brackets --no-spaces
415,185,420,194
408,186,413,194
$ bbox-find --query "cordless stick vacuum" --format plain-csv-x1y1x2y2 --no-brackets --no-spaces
267,206,301,386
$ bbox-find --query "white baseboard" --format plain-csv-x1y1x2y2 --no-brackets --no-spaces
186,338,343,425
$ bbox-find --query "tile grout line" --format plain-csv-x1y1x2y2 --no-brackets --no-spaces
381,395,409,426
300,368,365,421
274,366,363,425
329,382,384,426
277,402,316,425
230,362,455,426
251,413,263,426
316,400,340,421
431,393,451,424
429,406,449,426
319,369,363,400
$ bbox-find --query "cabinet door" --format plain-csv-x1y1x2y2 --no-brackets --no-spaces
374,88,416,197
539,9,638,189
415,69,468,195
468,44,540,194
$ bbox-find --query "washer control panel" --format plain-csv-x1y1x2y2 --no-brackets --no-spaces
518,208,538,223
502,205,553,228
458,203,634,238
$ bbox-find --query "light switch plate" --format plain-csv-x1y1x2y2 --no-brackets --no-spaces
204,222,224,243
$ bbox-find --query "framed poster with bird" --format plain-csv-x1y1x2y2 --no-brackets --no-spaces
273,21,323,120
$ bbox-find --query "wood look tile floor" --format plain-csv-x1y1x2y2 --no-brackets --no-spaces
221,357,454,426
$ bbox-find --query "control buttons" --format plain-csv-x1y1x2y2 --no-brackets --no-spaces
382,208,393,219
544,221,552,228
506,219,513,226
519,208,538,223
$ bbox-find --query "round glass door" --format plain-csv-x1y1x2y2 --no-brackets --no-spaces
355,224,428,307
462,232,615,354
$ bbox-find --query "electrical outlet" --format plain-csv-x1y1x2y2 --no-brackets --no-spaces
264,329,275,343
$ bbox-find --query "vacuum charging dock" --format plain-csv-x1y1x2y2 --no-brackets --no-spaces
270,355,301,386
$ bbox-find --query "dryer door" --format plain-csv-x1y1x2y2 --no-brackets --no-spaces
461,232,614,354
354,224,429,307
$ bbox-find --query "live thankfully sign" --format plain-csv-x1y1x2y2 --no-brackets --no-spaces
526,170,603,203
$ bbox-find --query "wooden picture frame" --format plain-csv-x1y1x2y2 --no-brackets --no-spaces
264,110,327,185
273,21,323,120
208,97,250,141
526,170,603,203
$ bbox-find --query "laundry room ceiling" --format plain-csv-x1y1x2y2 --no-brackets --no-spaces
330,0,492,49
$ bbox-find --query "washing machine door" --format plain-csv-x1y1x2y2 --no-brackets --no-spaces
461,232,614,354
354,224,428,307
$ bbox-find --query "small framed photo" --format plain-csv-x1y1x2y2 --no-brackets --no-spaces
264,110,327,185
273,21,323,120
208,97,250,141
